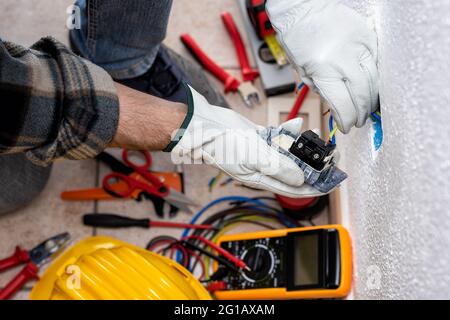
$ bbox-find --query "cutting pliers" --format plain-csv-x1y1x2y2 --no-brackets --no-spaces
0,233,70,300
180,12,260,107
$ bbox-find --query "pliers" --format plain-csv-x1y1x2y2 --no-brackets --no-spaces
180,12,260,107
0,233,70,300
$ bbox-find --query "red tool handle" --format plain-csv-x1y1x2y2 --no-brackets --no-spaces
287,85,310,121
150,221,213,230
0,262,39,300
121,150,169,197
103,172,167,199
0,247,29,272
221,12,259,82
248,0,275,39
180,33,240,93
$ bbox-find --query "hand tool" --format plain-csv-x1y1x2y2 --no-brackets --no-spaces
214,225,352,300
0,233,70,300
83,213,214,230
102,149,197,214
61,151,196,216
246,0,288,66
61,172,182,202
221,12,259,82
180,33,260,107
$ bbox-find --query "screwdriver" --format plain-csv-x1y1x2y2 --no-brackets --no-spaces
83,213,214,230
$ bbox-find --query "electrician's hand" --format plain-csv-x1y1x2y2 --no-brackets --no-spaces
166,85,318,198
267,0,379,133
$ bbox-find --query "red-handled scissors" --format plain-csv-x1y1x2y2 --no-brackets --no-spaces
102,150,196,214
103,150,169,199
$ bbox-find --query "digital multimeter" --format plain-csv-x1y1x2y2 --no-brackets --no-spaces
214,225,352,300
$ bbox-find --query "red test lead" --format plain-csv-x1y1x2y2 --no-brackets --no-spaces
183,235,251,271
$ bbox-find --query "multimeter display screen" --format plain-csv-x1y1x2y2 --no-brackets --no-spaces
293,233,319,286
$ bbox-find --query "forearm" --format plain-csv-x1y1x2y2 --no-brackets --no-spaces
0,37,119,166
0,36,185,165
111,83,187,151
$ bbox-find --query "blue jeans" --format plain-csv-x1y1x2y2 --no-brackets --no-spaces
70,0,173,79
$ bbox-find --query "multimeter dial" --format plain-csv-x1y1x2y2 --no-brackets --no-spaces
241,244,275,282
221,237,286,290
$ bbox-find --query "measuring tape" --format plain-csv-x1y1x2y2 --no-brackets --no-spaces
246,0,288,67
264,34,288,66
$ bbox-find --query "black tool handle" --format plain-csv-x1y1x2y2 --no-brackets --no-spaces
96,152,133,175
83,214,149,229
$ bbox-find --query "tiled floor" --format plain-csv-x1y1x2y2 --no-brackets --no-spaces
0,0,329,299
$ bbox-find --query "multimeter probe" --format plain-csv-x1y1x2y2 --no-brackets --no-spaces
146,197,303,284
145,197,353,300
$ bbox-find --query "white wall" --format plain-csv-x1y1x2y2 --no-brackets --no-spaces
338,0,450,299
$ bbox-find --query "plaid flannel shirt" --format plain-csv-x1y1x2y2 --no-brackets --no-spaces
0,36,119,166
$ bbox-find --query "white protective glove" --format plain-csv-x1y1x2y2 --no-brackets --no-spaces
267,0,379,133
166,85,322,198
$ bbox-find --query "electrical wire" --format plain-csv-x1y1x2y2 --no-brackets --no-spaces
183,196,268,229
202,216,281,279
183,235,249,270
220,177,233,187
329,115,337,145
180,196,293,241
251,196,278,202
329,111,381,144
208,171,223,192
185,248,206,280
187,206,298,273
148,197,303,281
185,209,285,271
371,111,382,122
146,235,177,251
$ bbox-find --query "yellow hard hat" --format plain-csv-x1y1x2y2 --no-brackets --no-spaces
30,236,211,300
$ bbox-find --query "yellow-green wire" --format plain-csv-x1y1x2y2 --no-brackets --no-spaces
208,171,223,192
329,126,338,142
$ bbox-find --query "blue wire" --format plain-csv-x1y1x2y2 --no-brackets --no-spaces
297,82,305,91
177,196,269,263
328,113,380,146
371,112,382,122
329,115,336,145
246,205,295,227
